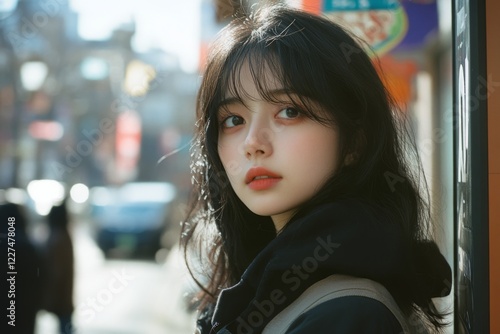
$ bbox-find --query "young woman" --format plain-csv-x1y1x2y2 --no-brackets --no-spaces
181,4,451,334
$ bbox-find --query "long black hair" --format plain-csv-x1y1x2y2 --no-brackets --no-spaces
182,3,448,330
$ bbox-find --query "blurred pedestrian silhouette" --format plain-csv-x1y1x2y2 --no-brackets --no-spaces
41,200,75,334
0,202,43,334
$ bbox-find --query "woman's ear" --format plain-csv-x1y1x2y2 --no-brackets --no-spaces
344,129,365,166
344,152,358,166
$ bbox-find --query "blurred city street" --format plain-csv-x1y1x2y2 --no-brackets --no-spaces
35,217,197,334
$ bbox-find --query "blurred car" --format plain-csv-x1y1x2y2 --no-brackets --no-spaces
89,182,176,258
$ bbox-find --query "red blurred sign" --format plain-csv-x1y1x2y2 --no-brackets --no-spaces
28,121,64,141
115,110,141,181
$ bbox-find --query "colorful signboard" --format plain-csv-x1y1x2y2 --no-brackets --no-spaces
324,8,407,56
323,0,400,11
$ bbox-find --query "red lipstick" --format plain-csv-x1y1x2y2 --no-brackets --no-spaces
245,167,282,190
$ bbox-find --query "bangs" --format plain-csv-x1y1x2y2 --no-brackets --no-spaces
214,39,333,126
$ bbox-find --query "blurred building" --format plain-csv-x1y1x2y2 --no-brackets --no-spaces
0,0,198,196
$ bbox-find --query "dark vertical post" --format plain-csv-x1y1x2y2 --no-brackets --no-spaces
453,0,489,333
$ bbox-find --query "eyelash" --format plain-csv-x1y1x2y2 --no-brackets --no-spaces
277,107,301,119
220,115,244,128
219,106,302,129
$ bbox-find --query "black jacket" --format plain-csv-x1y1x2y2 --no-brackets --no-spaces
197,199,451,334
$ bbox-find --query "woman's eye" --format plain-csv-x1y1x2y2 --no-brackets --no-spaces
277,107,300,119
222,115,244,128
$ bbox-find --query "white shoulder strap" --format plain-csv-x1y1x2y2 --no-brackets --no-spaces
263,274,413,334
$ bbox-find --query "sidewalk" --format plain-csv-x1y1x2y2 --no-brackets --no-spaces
35,218,197,334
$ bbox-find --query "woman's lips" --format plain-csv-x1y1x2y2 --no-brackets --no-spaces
245,166,282,190
247,177,282,190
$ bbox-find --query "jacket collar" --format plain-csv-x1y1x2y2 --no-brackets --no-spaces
211,199,409,333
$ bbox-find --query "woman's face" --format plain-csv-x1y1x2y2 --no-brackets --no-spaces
217,63,341,231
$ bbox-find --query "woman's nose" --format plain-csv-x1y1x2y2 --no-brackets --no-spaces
243,126,273,159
